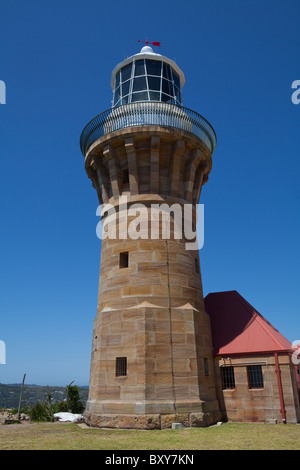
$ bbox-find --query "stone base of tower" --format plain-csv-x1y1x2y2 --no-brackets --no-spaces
84,399,221,429
84,302,222,428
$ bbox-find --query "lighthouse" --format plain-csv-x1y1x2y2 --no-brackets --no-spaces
80,44,221,428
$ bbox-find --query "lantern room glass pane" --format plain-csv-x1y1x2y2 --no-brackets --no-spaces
174,85,180,98
162,79,173,96
115,71,120,88
122,80,130,96
114,86,121,105
134,59,145,76
131,91,149,102
161,93,172,103
149,91,160,101
121,64,132,82
148,76,161,91
173,71,180,89
133,76,147,92
163,62,172,81
146,60,162,76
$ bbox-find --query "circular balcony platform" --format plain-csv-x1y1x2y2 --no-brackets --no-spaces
80,102,217,156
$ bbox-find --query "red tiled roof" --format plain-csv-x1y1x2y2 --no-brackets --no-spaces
204,290,292,356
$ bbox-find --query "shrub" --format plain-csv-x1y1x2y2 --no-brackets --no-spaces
29,392,55,422
53,401,69,413
29,401,54,422
27,384,84,421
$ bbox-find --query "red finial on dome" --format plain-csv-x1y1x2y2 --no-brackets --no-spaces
138,38,161,47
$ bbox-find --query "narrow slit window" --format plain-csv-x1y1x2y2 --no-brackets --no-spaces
116,357,127,377
119,251,129,268
195,257,200,274
122,169,129,185
204,358,209,377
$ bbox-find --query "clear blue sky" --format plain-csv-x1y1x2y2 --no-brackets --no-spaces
0,0,299,386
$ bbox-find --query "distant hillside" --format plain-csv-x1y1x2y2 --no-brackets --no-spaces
0,383,89,409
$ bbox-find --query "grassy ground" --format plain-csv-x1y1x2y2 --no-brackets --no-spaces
0,421,299,450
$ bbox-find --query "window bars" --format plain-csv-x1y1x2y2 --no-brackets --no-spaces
116,357,127,377
247,365,264,389
221,366,235,390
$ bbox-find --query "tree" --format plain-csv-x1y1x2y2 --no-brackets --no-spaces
66,384,84,414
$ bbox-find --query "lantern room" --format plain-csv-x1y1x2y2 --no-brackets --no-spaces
111,45,185,107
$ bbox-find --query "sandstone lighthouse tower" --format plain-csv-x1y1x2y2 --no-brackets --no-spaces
80,43,221,428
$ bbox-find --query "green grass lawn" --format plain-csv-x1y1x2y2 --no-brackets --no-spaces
0,421,299,450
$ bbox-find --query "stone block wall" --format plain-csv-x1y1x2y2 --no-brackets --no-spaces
214,354,300,423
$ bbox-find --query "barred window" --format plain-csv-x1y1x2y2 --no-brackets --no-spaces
221,366,235,390
116,357,127,377
248,365,264,389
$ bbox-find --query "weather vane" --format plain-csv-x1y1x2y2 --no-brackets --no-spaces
138,38,161,47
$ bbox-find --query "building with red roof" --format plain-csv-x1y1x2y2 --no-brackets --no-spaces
204,290,300,423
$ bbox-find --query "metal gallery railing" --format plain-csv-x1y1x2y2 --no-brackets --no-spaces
80,102,217,156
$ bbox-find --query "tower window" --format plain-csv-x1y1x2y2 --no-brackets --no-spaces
116,357,127,377
204,358,209,377
119,251,129,268
195,257,200,274
247,365,264,389
221,366,235,390
122,169,129,185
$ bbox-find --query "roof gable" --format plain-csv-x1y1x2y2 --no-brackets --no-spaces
204,290,292,356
